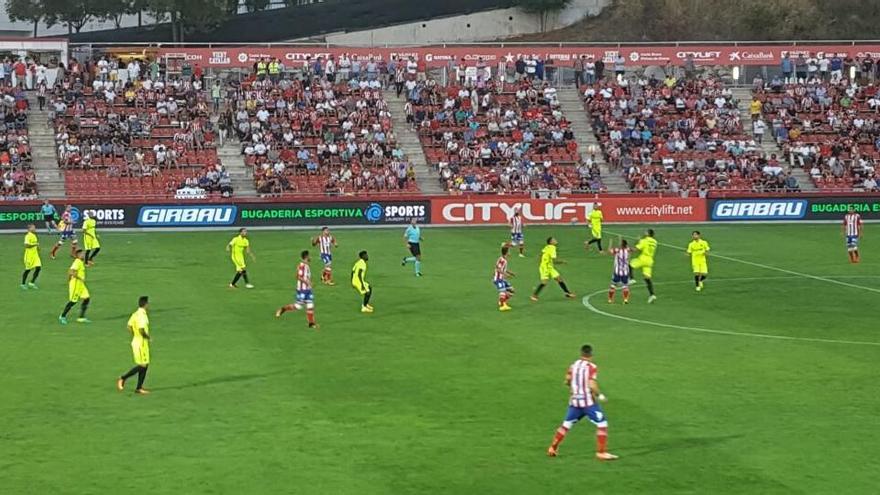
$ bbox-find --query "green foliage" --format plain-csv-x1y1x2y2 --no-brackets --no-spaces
5,0,43,35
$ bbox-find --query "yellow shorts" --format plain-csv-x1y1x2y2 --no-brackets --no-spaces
69,282,90,302
692,260,708,274
539,266,560,281
84,238,100,250
352,281,371,295
232,257,246,271
631,256,654,278
24,253,42,270
132,339,150,366
591,227,602,239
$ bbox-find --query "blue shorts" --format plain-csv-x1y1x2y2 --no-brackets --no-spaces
320,253,332,265
510,233,524,244
60,230,74,241
296,289,314,303
611,273,629,285
847,235,859,248
564,404,607,426
494,279,512,292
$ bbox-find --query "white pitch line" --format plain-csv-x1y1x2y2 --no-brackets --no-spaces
606,230,880,295
581,276,880,347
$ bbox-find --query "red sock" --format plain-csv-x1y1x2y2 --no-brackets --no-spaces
597,427,608,453
550,426,569,450
499,293,509,305
608,286,616,301
306,309,315,325
280,304,296,314
854,251,860,263
623,287,630,301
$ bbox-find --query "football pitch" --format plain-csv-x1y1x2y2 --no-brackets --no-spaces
2,223,878,494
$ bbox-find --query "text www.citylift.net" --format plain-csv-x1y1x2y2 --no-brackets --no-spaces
615,204,695,217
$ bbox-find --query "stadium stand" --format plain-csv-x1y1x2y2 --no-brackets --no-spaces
49,61,233,199
752,77,880,192
581,76,803,194
407,77,600,194
0,85,36,200
226,72,418,197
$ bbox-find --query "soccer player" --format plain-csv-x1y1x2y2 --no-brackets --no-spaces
352,250,374,313
227,228,256,288
584,203,604,253
547,344,618,461
41,200,57,234
606,238,631,304
59,248,91,325
508,206,526,257
844,206,863,263
21,224,42,290
494,245,516,311
312,226,338,285
531,237,575,301
630,229,658,303
402,218,423,277
117,296,152,394
275,250,319,329
686,231,710,291
82,211,101,265
50,205,77,260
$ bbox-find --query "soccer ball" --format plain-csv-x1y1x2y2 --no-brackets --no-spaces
570,218,579,225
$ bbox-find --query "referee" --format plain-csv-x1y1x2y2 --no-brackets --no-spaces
401,218,423,277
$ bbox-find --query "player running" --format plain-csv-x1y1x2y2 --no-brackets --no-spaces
584,203,604,253
686,231,710,291
531,237,575,301
82,211,102,266
402,218,423,277
50,205,77,260
21,224,42,290
59,248,91,325
41,200,57,234
312,226,338,285
630,229,658,303
494,245,516,311
227,228,256,288
606,237,631,304
275,250,319,329
844,206,863,263
117,296,152,395
547,344,618,461
352,250,374,313
508,206,526,257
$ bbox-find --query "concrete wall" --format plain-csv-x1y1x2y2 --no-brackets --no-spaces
322,0,610,45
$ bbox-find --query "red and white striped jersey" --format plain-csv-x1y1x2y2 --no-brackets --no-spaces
317,233,336,255
296,262,312,291
510,214,523,234
844,213,862,237
568,359,598,408
610,247,631,276
61,211,71,223
494,256,508,282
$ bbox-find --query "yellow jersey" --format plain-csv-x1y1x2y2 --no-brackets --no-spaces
351,259,368,285
83,217,97,238
636,236,658,260
70,258,86,282
127,307,150,342
229,235,249,259
589,209,603,228
687,239,710,261
24,232,38,252
540,244,557,269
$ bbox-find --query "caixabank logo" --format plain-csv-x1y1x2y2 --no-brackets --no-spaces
711,200,807,221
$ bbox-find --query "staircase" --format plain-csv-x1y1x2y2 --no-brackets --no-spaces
557,87,628,192
217,140,257,198
27,96,66,199
730,87,815,191
382,88,444,194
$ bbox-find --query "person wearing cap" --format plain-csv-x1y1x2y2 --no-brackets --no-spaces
585,203,604,253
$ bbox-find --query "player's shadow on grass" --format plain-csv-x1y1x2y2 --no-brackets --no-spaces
624,434,743,458
152,371,283,392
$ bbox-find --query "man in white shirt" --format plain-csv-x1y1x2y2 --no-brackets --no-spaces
753,118,767,144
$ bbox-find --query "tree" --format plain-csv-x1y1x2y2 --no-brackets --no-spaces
515,0,572,33
6,0,43,37
42,0,96,33
94,0,132,29
143,0,231,41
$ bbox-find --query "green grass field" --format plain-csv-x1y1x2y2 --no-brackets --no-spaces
2,223,879,494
